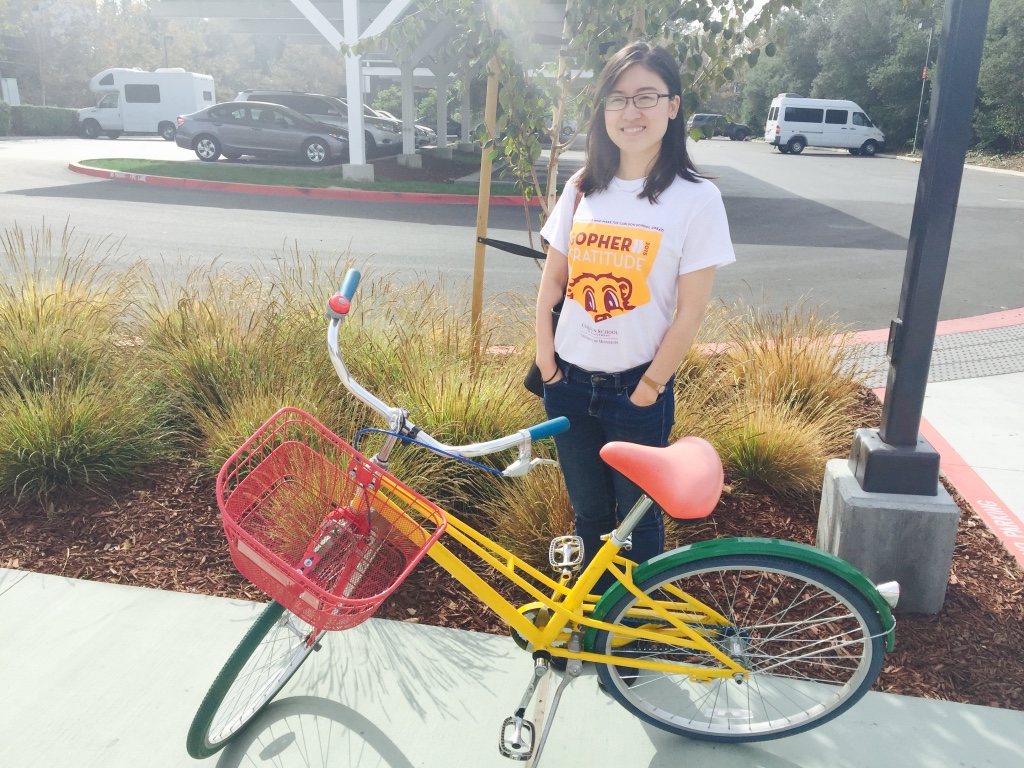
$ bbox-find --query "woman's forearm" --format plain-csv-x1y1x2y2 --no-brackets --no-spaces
535,247,569,378
643,265,718,387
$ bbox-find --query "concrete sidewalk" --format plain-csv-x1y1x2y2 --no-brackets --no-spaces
1,567,1023,768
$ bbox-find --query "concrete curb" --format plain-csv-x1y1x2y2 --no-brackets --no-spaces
888,152,1024,178
67,161,541,206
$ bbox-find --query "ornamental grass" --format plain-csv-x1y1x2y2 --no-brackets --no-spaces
0,224,174,511
0,224,869,535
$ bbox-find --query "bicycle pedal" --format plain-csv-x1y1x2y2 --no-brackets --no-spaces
548,536,584,571
498,716,534,761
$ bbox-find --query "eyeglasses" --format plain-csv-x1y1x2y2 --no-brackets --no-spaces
602,93,672,111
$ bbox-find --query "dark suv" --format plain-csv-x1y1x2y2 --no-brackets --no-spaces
236,90,402,149
687,113,751,141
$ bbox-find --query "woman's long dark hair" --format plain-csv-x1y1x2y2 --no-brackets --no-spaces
578,42,700,203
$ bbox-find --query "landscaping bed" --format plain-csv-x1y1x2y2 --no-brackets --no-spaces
2,389,1022,711
965,149,1024,173
1,231,1020,714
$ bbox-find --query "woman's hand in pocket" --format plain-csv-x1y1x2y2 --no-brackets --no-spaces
629,382,658,407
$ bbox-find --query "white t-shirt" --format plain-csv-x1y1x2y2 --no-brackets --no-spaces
539,173,736,372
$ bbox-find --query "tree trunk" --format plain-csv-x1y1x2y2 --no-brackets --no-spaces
628,4,647,43
544,0,578,219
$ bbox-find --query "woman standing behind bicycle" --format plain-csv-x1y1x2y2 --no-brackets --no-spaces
536,42,735,583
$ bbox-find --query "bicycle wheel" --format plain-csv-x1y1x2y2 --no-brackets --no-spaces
186,601,323,758
593,554,885,742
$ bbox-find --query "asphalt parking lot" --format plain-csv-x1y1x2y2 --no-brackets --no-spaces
1,136,1021,328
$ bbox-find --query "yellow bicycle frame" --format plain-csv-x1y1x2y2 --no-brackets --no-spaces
426,509,750,680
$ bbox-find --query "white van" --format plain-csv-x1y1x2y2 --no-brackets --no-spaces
764,94,885,156
78,68,216,140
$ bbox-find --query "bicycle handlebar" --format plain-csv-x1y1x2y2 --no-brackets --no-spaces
527,417,570,441
326,269,568,469
338,269,361,300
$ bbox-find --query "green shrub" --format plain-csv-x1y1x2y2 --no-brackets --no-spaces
10,105,78,136
0,225,135,394
372,85,402,117
137,254,367,477
668,303,865,497
0,231,124,397
0,101,11,136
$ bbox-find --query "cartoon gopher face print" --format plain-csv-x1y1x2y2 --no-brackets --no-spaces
567,272,635,322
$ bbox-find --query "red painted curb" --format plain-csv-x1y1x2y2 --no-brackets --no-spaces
873,387,1024,570
849,308,1024,345
68,162,540,206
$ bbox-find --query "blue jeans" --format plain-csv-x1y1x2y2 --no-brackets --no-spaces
543,358,675,591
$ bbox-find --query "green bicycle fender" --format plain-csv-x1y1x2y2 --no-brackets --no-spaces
583,538,896,653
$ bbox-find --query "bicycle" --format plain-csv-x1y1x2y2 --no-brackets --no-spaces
186,269,900,764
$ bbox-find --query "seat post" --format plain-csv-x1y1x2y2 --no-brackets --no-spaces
611,495,655,547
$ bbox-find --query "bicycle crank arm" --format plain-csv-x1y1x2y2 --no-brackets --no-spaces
498,656,549,760
528,631,584,768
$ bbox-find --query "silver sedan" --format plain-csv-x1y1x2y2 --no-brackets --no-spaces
174,102,350,165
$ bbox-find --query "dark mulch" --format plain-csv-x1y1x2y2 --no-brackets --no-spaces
2,388,1022,710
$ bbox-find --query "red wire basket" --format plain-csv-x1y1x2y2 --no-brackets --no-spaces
217,407,448,631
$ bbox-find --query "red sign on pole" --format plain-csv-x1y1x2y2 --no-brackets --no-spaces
922,66,928,79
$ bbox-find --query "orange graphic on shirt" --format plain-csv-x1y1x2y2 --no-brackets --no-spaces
567,273,635,322
566,222,661,323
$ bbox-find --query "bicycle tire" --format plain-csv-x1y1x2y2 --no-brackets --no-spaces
186,601,323,759
593,554,885,742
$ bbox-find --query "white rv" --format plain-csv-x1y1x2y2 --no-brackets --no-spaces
78,68,216,140
764,94,885,156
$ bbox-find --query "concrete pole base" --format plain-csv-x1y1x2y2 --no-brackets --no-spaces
457,142,477,153
431,147,453,159
817,459,960,614
342,163,374,182
397,154,422,168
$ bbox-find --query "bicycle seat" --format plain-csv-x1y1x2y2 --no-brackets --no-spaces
599,437,724,519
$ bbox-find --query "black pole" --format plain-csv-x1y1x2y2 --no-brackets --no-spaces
851,0,991,495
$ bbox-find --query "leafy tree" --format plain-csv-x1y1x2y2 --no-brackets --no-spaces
975,0,1024,150
416,85,459,123
0,1,348,108
373,85,403,117
740,0,940,150
741,5,823,128
1,0,100,107
810,0,936,149
366,0,793,228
